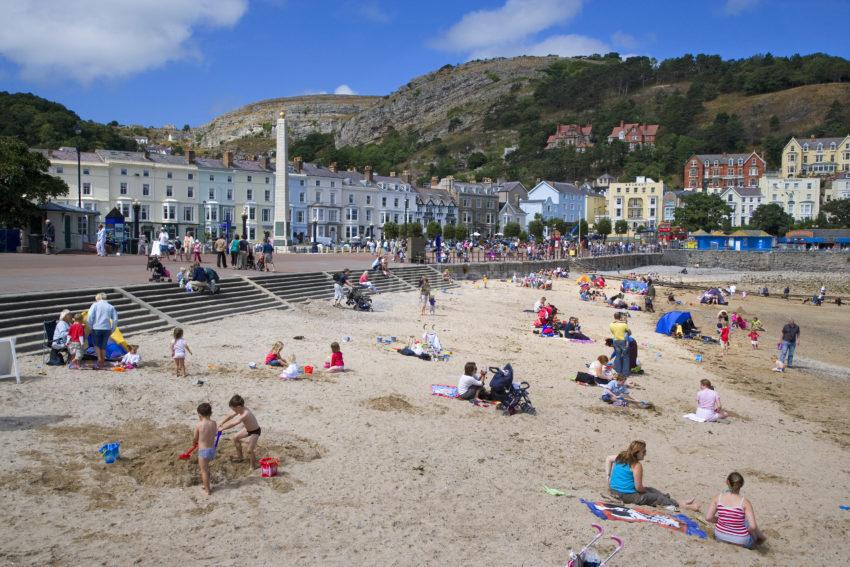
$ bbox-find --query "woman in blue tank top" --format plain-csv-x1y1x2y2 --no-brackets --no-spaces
605,440,701,511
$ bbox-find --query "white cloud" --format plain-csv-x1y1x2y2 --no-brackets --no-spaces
357,1,390,24
723,0,760,15
0,0,248,84
334,84,357,95
611,31,638,50
431,0,609,60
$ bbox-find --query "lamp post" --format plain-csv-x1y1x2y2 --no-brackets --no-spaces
241,205,248,239
74,126,82,208
202,200,207,245
131,199,140,254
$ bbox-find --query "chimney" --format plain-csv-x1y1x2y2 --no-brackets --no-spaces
293,156,303,173
430,176,438,187
402,169,412,183
364,165,374,183
259,155,269,169
390,171,396,178
329,162,337,173
619,120,624,128
187,150,196,164
223,150,234,168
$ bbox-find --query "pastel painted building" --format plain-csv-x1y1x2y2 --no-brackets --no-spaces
758,175,821,222
606,176,663,233
781,135,850,178
719,186,764,227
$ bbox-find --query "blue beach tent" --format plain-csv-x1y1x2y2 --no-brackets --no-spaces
655,311,693,335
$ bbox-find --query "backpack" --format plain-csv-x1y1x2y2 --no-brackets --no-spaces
332,272,342,282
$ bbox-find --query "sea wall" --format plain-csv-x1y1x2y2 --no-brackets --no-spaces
661,249,850,273
441,254,661,279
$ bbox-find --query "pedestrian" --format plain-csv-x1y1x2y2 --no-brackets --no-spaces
418,274,431,316
158,227,169,260
96,224,107,256
230,234,239,268
262,238,275,272
87,292,118,370
192,239,202,263
609,312,631,377
237,234,248,270
215,235,227,268
43,219,56,254
183,232,194,262
773,319,800,372
645,279,656,313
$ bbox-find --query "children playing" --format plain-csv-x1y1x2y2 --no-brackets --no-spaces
171,327,192,377
264,341,286,366
428,294,436,316
720,323,730,355
748,329,760,350
327,341,345,372
218,395,261,469
67,313,85,369
194,402,217,495
120,345,140,369
601,374,636,406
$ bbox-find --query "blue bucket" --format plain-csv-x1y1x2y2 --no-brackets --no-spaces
99,442,120,464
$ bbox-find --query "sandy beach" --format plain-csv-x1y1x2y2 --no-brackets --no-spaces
1,273,849,566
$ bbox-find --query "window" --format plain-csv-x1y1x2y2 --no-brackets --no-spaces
315,180,320,186
265,177,270,184
56,166,64,174
205,207,218,222
120,168,127,175
188,186,194,198
82,182,91,195
77,215,87,236
188,173,194,180
247,189,253,201
227,175,232,183
728,195,734,202
345,226,359,239
116,202,131,218
330,193,336,205
314,209,325,221
209,188,215,200
348,194,354,204
163,204,176,220
167,171,172,179
223,208,233,222
298,192,305,203
119,182,128,195
485,213,494,224
394,198,400,208
247,175,252,182
143,170,149,177
248,227,256,240
346,208,358,221
166,185,173,197
83,168,90,175
331,181,335,188
264,190,271,202
366,210,372,222
381,197,387,207
209,174,215,181
139,205,150,220
227,188,233,200
296,211,305,223
463,211,472,223
366,195,371,205
299,180,305,186
248,207,256,220
329,210,339,222
262,208,271,223
142,183,150,196
316,191,322,202
182,207,193,222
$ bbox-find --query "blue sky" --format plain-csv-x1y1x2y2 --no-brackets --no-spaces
2,0,849,127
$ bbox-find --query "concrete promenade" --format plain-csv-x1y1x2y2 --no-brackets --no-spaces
0,252,376,294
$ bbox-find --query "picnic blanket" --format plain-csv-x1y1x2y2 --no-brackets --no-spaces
580,499,706,539
431,384,458,398
568,339,595,344
683,413,707,423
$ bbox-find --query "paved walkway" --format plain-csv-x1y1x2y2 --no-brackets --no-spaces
0,252,376,294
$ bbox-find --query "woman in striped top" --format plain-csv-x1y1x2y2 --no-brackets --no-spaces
706,472,765,548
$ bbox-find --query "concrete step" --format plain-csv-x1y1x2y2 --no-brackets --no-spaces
12,315,170,355
165,293,272,320
0,304,146,331
0,298,135,322
176,303,287,324
0,286,118,304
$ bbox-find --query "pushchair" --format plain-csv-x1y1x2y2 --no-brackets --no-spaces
567,524,624,566
346,286,373,311
149,258,173,282
489,364,536,416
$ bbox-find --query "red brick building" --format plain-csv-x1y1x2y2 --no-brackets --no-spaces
607,121,659,150
546,123,593,151
683,152,766,193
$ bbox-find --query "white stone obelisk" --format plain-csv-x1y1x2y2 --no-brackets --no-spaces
274,110,290,248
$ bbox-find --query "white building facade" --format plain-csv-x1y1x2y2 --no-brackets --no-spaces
758,175,821,222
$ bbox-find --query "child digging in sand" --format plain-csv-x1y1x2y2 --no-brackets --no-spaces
218,395,261,469
194,402,217,495
327,341,345,373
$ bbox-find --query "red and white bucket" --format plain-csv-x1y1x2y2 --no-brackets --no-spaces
260,457,280,478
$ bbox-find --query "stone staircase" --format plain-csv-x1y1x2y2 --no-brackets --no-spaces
248,272,335,303
0,288,170,355
390,265,458,291
123,278,287,324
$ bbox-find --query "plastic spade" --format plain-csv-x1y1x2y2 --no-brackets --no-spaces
214,431,222,449
179,444,197,460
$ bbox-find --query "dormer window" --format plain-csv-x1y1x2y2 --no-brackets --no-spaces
803,143,809,151
728,159,734,166
738,158,744,166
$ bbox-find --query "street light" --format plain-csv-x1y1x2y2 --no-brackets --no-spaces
132,199,140,254
202,200,207,245
74,125,82,208
241,205,248,239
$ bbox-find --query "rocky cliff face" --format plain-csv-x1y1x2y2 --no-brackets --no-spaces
196,95,380,148
335,56,558,146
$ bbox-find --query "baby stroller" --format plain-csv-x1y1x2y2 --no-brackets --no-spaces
567,524,624,567
489,364,536,416
346,286,373,311
148,258,173,282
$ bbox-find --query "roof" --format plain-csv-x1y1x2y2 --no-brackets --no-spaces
95,149,150,163
232,159,271,173
46,148,104,164
690,230,710,236
730,230,772,237
597,173,617,180
795,136,847,147
721,186,762,198
40,202,100,215
694,152,764,163
497,181,526,193
194,157,226,169
787,228,850,238
414,187,456,204
608,122,659,138
146,153,191,166
498,201,526,216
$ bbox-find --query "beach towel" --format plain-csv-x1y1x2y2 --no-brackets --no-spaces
431,384,458,398
580,499,706,539
683,413,707,423
568,339,595,344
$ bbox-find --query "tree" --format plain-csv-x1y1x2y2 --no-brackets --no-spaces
673,192,730,232
383,222,398,240
426,221,442,239
442,224,455,241
614,219,629,235
749,203,794,235
528,218,545,241
595,217,612,238
182,123,191,131
822,198,850,227
467,152,488,169
0,137,69,228
503,222,521,238
407,223,423,238
519,231,529,242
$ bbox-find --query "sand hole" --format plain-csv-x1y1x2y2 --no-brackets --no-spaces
363,394,418,413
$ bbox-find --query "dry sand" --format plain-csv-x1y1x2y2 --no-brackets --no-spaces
1,275,849,566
